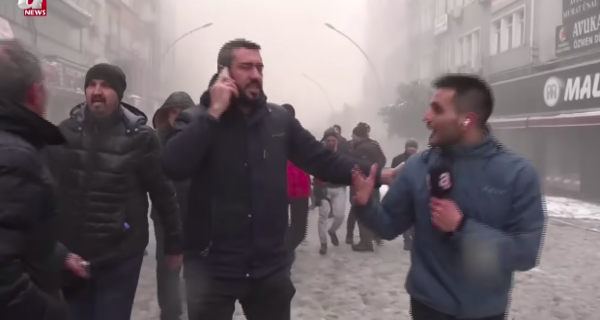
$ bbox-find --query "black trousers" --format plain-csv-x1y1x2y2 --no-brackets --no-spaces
185,261,296,320
411,298,506,320
287,196,309,252
153,215,183,320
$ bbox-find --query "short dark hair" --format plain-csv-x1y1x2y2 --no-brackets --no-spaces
0,39,43,103
217,38,261,68
433,74,494,126
333,124,341,133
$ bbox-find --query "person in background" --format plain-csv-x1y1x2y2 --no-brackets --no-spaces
332,124,350,154
346,122,387,246
47,63,183,320
347,124,386,252
151,91,195,320
391,139,419,250
282,103,311,263
0,39,88,320
351,74,545,320
315,129,348,255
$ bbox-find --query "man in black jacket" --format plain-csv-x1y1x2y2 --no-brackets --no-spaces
151,91,195,320
47,63,183,320
0,39,88,320
390,139,419,250
332,124,350,154
345,122,388,246
347,124,387,252
161,38,399,320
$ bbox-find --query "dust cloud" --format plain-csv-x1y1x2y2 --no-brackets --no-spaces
156,0,374,136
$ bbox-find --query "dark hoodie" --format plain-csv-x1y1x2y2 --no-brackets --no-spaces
151,92,195,227
152,91,195,132
46,102,182,268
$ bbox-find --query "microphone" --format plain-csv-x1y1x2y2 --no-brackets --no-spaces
427,154,453,198
427,151,454,238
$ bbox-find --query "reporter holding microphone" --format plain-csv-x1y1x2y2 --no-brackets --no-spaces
351,74,546,320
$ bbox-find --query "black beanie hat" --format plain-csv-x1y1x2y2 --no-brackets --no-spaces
352,125,369,138
322,128,338,141
85,63,127,101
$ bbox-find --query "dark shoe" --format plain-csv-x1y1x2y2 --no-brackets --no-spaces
345,236,354,245
352,243,374,252
319,244,327,255
328,231,339,246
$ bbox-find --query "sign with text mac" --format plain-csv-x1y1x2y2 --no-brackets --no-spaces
492,60,600,116
557,0,600,56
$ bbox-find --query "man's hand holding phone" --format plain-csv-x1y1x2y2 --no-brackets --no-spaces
208,67,238,119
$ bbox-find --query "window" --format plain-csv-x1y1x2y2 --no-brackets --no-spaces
456,30,480,68
490,8,525,55
436,0,447,17
439,39,453,72
421,3,433,32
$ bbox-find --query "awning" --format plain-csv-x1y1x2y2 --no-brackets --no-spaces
489,110,600,129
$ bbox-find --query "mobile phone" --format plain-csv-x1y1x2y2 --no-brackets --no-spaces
220,67,230,78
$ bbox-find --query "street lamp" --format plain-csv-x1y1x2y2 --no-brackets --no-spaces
324,23,384,106
157,22,213,98
302,73,335,113
160,22,214,60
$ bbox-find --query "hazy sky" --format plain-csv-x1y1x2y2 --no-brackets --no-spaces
159,0,369,128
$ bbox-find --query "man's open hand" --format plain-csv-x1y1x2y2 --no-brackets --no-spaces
351,164,377,206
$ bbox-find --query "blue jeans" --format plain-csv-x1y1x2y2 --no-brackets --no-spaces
64,254,144,320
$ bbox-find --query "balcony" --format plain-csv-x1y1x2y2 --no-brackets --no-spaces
50,0,92,27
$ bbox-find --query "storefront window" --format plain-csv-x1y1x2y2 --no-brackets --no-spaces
544,128,580,192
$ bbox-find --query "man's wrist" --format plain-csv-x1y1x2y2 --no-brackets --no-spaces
452,214,467,234
207,106,223,119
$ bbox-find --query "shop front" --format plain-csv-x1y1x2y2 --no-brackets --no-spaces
41,56,87,124
490,59,600,201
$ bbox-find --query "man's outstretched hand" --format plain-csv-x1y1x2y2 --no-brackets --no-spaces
381,162,405,185
351,164,378,206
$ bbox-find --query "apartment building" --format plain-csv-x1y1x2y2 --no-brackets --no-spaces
0,0,158,122
397,0,600,200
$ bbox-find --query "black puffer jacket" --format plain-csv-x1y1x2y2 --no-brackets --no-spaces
0,99,69,320
47,103,182,268
162,88,380,280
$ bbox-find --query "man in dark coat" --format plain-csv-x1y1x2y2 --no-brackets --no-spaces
47,63,183,320
345,122,387,246
347,124,387,252
0,39,87,320
161,38,399,320
332,124,351,154
391,139,419,250
151,91,195,320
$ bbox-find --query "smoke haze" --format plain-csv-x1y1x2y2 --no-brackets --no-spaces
157,0,370,132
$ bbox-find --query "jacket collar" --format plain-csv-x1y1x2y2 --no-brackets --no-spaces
0,99,65,148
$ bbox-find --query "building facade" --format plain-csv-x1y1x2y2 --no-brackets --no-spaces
0,0,158,123
386,0,600,200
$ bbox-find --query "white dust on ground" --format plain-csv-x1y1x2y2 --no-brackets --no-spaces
135,201,600,320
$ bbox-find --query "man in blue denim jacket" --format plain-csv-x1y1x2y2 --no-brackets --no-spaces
351,74,546,320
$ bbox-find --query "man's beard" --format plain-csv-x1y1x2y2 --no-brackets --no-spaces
235,82,265,107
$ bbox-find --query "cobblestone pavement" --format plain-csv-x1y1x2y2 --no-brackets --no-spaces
132,214,600,320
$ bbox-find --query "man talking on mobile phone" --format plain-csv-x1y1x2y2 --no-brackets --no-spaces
161,38,402,320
